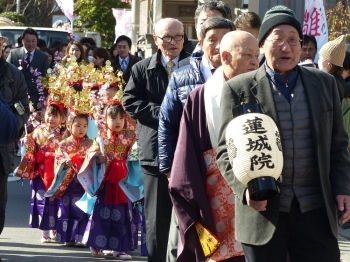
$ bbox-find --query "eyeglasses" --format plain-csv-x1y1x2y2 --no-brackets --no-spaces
156,35,184,43
266,37,302,46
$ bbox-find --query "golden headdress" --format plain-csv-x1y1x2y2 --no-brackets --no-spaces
100,60,125,90
44,55,95,115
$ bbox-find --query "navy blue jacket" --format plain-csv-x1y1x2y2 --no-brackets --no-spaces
0,95,18,145
158,57,205,173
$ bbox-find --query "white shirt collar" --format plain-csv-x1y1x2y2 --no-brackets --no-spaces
161,54,179,68
23,47,35,56
200,54,215,82
119,55,130,64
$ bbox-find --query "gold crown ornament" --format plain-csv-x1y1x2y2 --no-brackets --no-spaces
69,88,94,115
100,60,125,90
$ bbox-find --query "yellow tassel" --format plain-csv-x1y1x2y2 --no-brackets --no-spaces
194,221,220,258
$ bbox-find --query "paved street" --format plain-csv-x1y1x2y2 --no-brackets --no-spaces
2,156,350,261
0,157,147,262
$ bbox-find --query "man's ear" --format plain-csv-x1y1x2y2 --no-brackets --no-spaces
221,50,229,65
199,39,203,47
153,35,158,47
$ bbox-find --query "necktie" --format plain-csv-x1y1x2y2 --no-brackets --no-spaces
211,68,216,74
26,52,31,66
166,60,175,78
121,60,127,72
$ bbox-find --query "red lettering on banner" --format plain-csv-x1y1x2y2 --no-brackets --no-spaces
303,7,321,36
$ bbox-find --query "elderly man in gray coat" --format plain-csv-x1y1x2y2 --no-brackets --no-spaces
217,5,350,262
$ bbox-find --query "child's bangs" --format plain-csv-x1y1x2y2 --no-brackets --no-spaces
105,105,125,118
47,104,63,117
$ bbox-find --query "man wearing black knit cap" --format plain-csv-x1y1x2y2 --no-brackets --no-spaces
216,5,350,262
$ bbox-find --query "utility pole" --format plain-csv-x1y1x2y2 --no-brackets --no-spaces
16,0,20,13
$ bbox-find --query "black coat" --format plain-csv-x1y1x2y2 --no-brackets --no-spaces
0,58,30,175
123,49,190,166
112,54,142,87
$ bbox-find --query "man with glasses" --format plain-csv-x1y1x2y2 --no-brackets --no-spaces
123,18,189,262
217,5,350,261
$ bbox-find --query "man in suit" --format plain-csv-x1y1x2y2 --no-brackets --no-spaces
7,28,49,109
123,18,189,262
112,35,141,86
216,5,350,262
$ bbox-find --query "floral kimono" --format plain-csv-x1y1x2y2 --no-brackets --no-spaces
15,124,63,230
80,116,137,252
46,136,93,243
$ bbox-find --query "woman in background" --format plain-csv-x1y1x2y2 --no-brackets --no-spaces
93,47,110,69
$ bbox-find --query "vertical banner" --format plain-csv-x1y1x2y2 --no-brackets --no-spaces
55,0,75,29
112,8,132,42
303,0,329,62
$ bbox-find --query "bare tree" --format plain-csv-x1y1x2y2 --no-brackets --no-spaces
0,0,57,26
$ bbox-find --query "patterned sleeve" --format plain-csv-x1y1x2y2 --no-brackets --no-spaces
55,141,67,168
126,113,136,130
15,132,37,179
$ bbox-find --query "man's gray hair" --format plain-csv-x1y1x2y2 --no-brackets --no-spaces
194,0,232,23
199,17,235,40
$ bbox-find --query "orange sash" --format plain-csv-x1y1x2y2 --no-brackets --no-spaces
204,149,244,261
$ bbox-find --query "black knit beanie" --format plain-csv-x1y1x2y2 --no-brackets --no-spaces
258,5,303,47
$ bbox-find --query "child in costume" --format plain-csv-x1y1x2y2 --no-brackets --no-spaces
78,99,136,260
46,112,93,245
15,102,66,243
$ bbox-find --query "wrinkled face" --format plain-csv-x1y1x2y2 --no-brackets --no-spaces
45,111,61,129
300,41,316,62
196,10,223,39
200,28,231,68
117,40,130,59
153,22,184,60
22,33,37,52
107,113,125,132
262,25,301,77
69,44,81,59
70,117,88,138
227,39,260,78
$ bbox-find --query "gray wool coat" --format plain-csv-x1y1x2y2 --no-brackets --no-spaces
216,65,350,245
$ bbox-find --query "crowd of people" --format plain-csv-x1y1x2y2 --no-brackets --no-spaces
0,1,350,262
